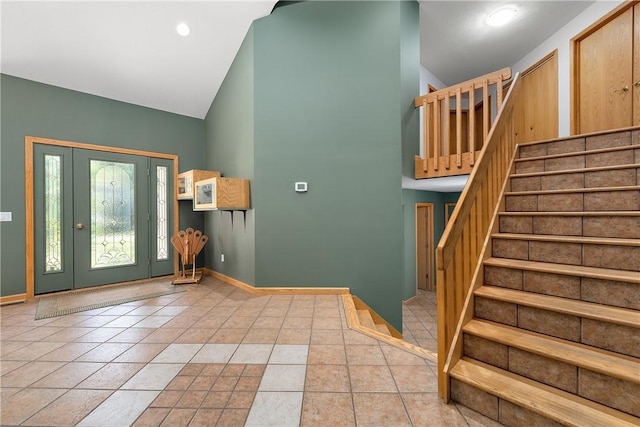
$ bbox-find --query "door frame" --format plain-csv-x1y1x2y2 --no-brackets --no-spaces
415,203,434,292
25,135,179,299
570,0,638,135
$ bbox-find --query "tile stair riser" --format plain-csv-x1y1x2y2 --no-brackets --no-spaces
510,168,640,192
462,334,640,417
490,238,640,272
504,189,640,212
483,265,640,310
498,214,640,238
474,297,640,358
515,147,638,174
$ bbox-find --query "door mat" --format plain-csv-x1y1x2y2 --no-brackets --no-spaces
35,280,186,320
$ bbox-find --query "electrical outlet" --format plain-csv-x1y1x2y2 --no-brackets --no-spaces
221,254,225,263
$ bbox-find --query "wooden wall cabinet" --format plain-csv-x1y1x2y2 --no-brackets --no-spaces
193,177,250,210
177,170,221,200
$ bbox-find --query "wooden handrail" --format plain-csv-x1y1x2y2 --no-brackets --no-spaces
414,67,512,179
435,72,523,401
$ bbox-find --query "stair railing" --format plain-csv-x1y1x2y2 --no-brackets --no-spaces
414,67,512,178
435,72,523,401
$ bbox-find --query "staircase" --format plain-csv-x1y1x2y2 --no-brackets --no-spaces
449,128,640,426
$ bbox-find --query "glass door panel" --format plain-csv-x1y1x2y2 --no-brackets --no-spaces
73,149,149,289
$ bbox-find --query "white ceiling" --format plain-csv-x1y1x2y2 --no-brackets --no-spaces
420,0,595,86
0,0,277,119
1,1,597,120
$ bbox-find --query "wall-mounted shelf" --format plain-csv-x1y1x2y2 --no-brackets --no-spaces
193,177,250,211
177,169,221,200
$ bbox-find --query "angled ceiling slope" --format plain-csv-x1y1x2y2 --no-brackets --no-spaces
0,1,277,119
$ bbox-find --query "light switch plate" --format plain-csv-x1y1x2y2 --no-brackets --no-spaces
0,212,12,222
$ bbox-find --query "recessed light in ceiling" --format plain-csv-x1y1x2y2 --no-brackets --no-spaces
486,5,518,27
176,23,190,37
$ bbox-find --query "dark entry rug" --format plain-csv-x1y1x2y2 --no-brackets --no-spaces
35,280,185,319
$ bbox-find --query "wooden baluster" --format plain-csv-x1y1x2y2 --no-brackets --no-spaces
423,98,429,172
456,88,462,167
497,75,504,109
444,92,450,169
483,79,489,141
434,99,440,171
469,85,476,165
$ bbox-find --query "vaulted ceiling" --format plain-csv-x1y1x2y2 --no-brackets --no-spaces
1,1,595,119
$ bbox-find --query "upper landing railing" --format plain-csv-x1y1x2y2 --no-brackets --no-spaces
414,67,512,179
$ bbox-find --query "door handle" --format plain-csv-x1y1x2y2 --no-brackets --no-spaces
75,223,84,230
634,81,640,88
614,85,629,93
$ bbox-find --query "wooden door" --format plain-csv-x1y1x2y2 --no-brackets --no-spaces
513,51,558,143
416,204,434,291
573,3,638,133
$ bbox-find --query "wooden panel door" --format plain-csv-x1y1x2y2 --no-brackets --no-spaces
513,51,558,143
574,5,635,133
634,4,640,126
416,204,434,291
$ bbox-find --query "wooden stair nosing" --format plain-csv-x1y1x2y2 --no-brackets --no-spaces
450,358,640,427
510,163,640,179
483,257,640,285
514,144,639,163
463,319,640,384
491,233,640,247
475,286,640,329
505,185,640,196
375,323,392,336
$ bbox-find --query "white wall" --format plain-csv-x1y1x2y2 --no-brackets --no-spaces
511,0,625,137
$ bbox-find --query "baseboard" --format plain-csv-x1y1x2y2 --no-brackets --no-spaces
0,293,26,305
203,268,350,295
342,294,437,363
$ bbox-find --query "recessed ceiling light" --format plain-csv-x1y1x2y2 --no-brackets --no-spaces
486,5,518,27
176,23,190,37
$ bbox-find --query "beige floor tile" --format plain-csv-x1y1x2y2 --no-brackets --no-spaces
305,364,350,392
208,328,247,343
36,342,99,362
390,365,438,392
242,327,280,344
349,365,398,393
1,360,66,387
113,343,168,363
78,390,160,426
0,359,28,376
0,387,66,425
276,328,311,344
217,408,250,426
352,392,412,427
76,362,145,389
132,407,171,426
76,327,126,342
309,328,344,345
307,344,347,364
301,392,355,427
108,327,156,343
24,389,112,426
32,361,104,388
76,342,133,362
245,392,302,427
402,393,468,426
141,327,187,343
345,344,386,365
188,408,222,427
3,341,66,361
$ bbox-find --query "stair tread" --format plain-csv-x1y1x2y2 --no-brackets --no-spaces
514,144,639,163
499,210,640,216
511,163,640,179
356,309,376,329
464,319,640,384
450,358,640,427
375,323,392,336
492,233,640,246
506,185,640,196
475,286,640,328
484,257,640,284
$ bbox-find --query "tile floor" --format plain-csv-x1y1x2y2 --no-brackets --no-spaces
1,277,501,426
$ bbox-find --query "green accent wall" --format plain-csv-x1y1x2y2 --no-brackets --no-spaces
401,189,461,301
204,27,256,285
0,74,205,297
205,1,419,331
